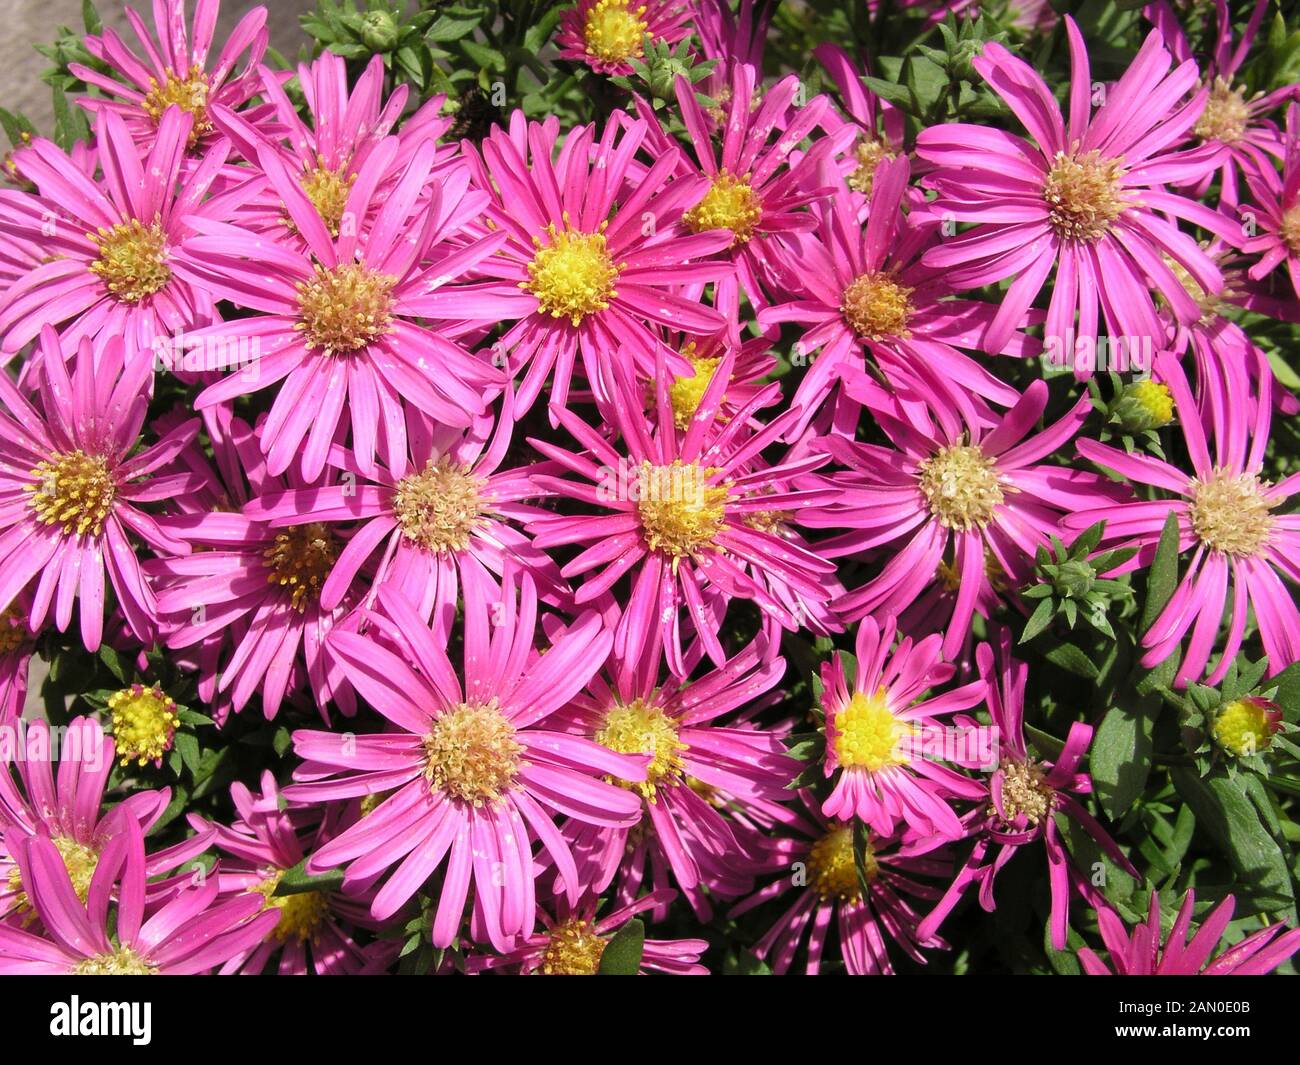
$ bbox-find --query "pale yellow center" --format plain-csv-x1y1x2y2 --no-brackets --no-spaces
26,450,116,536
807,824,874,902
917,443,1004,531
1188,469,1275,557
1043,150,1127,242
73,945,158,976
594,698,685,801
142,64,212,145
636,461,729,558
996,759,1055,825
423,701,523,806
1194,78,1250,145
848,137,896,195
295,262,396,355
264,522,339,612
256,873,331,943
668,351,723,429
89,218,170,303
300,159,357,237
392,458,487,554
684,171,763,246
841,271,913,339
539,918,608,974
1281,203,1300,257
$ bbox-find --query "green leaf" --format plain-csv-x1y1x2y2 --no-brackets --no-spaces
598,919,644,975
1090,692,1159,820
1141,511,1181,631
174,731,201,777
273,858,346,897
97,644,128,683
1042,639,1100,680
1019,597,1055,643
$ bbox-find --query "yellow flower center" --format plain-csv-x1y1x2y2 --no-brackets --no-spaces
423,700,523,806
73,945,158,976
1211,698,1277,757
1128,379,1174,426
523,222,621,326
89,218,170,303
108,684,180,767
1194,78,1250,145
295,262,396,355
539,918,608,974
848,137,896,195
1160,252,1236,324
264,522,339,612
1188,469,1275,557
583,0,649,65
299,159,357,237
841,271,914,339
996,759,1055,825
1043,150,1127,243
26,450,117,537
392,458,488,554
141,64,212,145
636,460,729,558
256,873,331,943
807,824,873,902
1281,203,1300,257
683,171,763,246
668,351,723,429
917,443,1004,531
594,698,686,801
832,688,913,772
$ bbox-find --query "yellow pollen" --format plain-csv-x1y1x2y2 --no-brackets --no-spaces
73,945,158,976
539,918,608,974
295,262,396,355
938,548,1010,593
51,836,100,903
0,606,28,655
1043,150,1127,242
108,684,180,767
264,522,339,612
256,873,331,943
1281,203,1300,257
1188,469,1275,557
1194,78,1251,145
26,450,117,537
522,222,621,326
684,171,763,246
832,688,913,772
848,137,896,195
996,760,1055,825
88,218,170,303
1128,379,1174,426
669,352,723,429
636,460,729,559
917,443,1004,531
392,458,487,554
1160,252,1235,324
807,825,873,902
299,159,357,237
594,698,685,801
1211,698,1278,757
583,0,649,65
423,700,523,806
141,64,212,145
841,271,914,339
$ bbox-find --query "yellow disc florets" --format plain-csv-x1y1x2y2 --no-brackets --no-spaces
594,698,686,801
256,873,331,943
53,836,101,902
684,171,763,246
636,461,729,558
1043,150,1128,243
995,759,1055,825
668,352,723,429
917,443,1005,531
295,262,396,355
392,458,488,554
141,65,212,145
1211,697,1279,757
1194,78,1250,145
1188,469,1275,558
831,688,913,772
841,271,914,340
73,945,158,976
583,0,649,65
848,137,896,195
1128,379,1175,426
264,522,338,612
423,700,523,806
299,159,357,237
538,918,609,974
25,450,117,537
89,218,171,303
1281,202,1300,257
523,221,621,326
807,824,874,902
108,684,180,767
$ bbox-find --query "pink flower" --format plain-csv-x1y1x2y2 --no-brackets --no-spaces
555,0,690,76
1243,103,1300,298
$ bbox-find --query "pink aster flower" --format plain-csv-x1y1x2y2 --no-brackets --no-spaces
176,142,505,481
916,17,1238,352
412,113,730,413
0,818,279,974
555,0,690,76
0,108,226,359
813,43,905,201
1069,348,1300,684
1243,103,1300,298
463,888,708,975
0,329,198,651
1079,889,1300,976
70,0,271,151
284,577,648,952
919,632,1136,951
729,796,951,975
691,0,770,95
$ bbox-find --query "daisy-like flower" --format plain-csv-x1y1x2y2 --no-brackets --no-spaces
463,889,708,974
0,818,279,975
0,108,225,359
656,329,779,431
729,796,951,975
1067,349,1300,685
819,616,986,840
284,576,649,951
70,0,271,150
412,113,730,413
147,417,359,720
1243,103,1300,298
1079,890,1300,976
918,632,1136,951
916,17,1237,352
528,355,839,673
190,773,379,975
555,0,690,76
176,142,505,481
813,43,905,200
553,634,793,918
0,716,212,920
242,398,565,632
0,329,198,651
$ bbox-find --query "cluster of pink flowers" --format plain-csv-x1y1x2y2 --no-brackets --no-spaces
1,0,1299,977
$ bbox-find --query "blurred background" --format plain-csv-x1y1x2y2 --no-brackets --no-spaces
0,0,315,132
